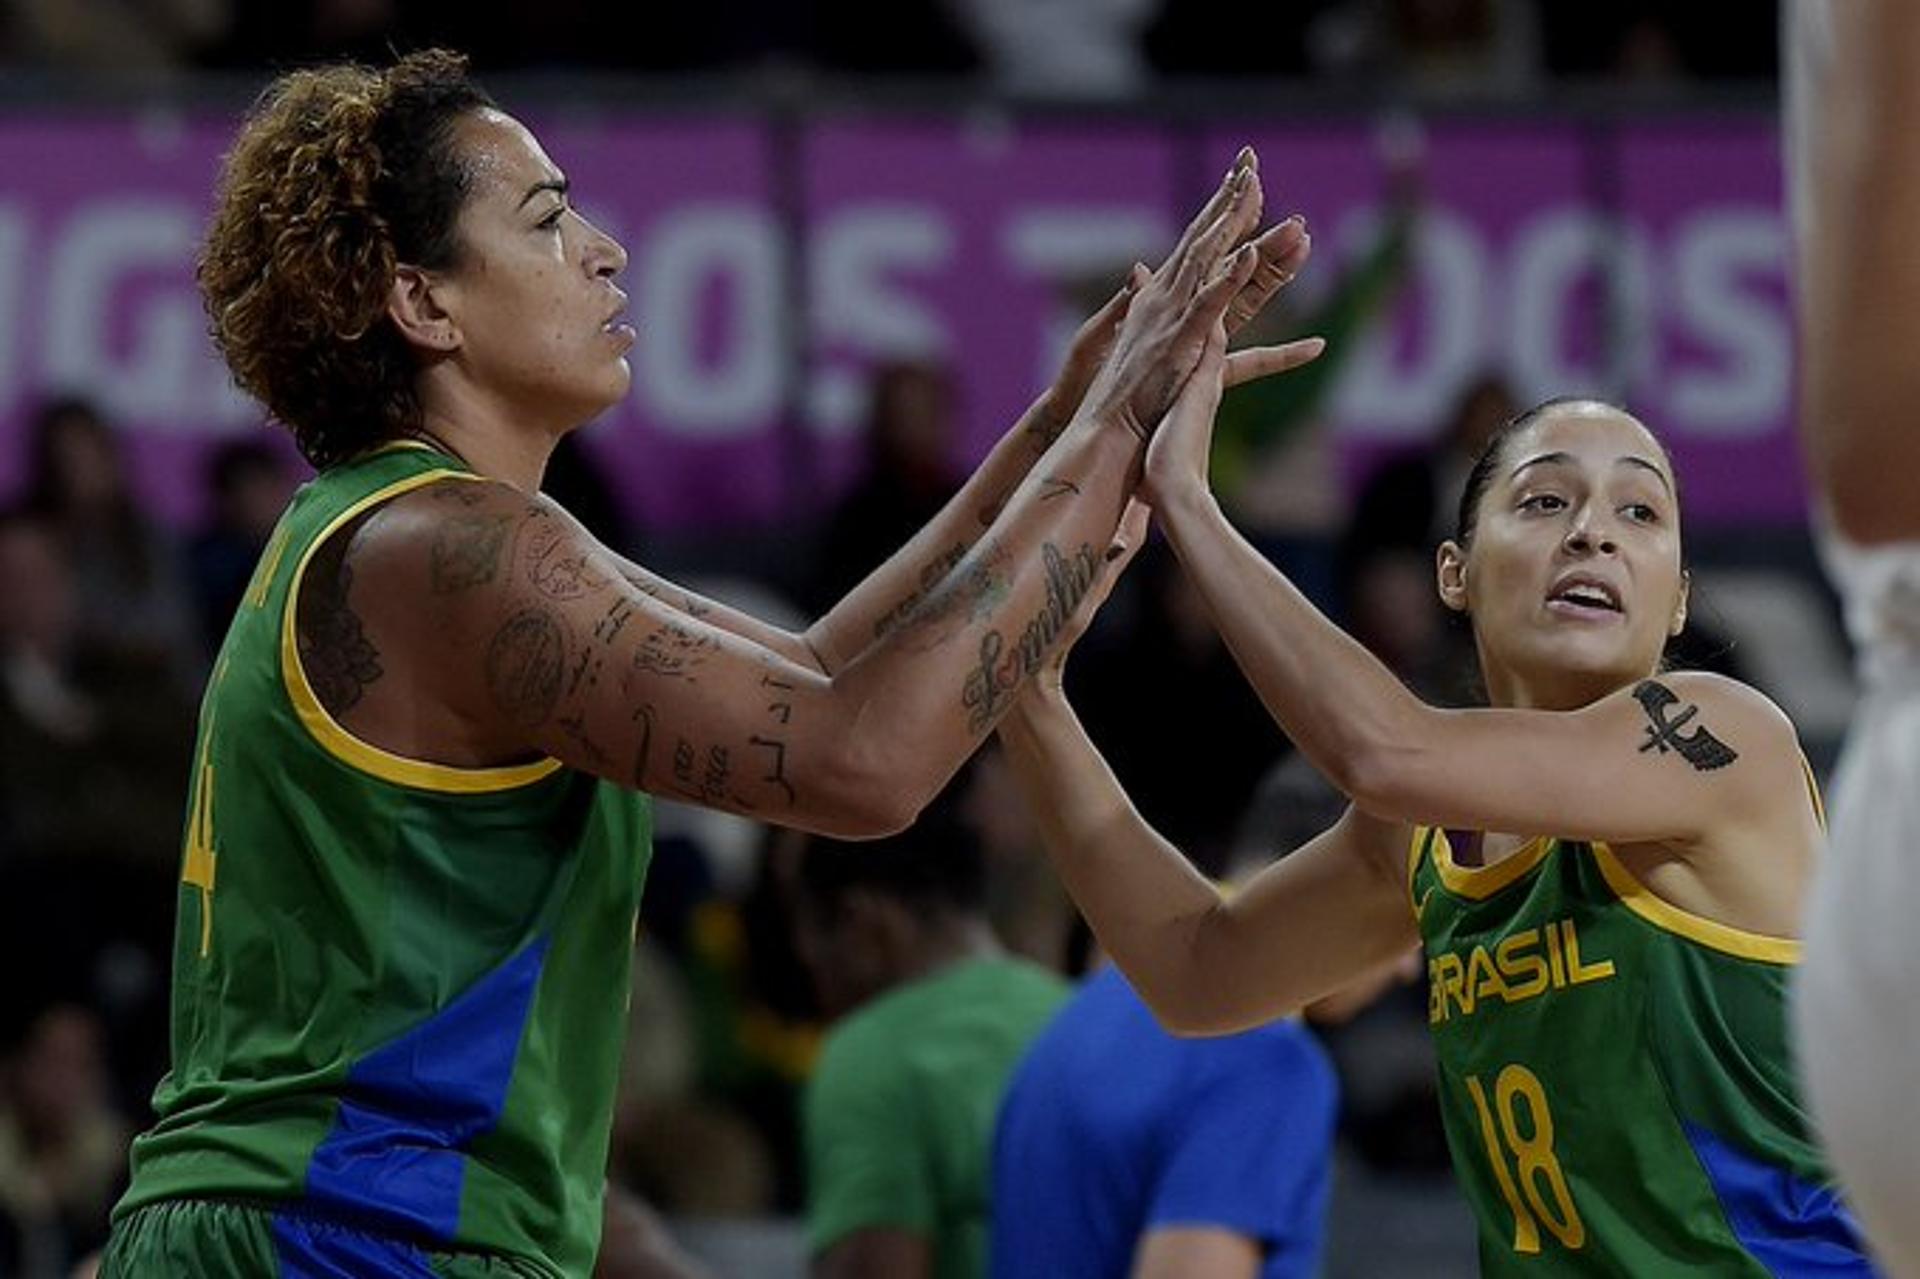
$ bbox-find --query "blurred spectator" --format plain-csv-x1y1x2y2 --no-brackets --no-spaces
188,441,298,655
991,955,1341,1279
23,397,201,691
1537,5,1778,81
0,508,194,871
947,0,1163,98
808,360,963,615
1070,540,1296,877
593,1181,718,1279
1337,374,1518,702
1,0,226,70
959,744,1077,973
0,1002,128,1279
794,800,1067,1279
1306,0,1543,95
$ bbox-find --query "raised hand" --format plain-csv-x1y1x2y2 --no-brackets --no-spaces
1072,151,1270,439
1141,320,1233,509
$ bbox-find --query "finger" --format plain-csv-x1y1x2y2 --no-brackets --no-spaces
1162,147,1259,273
1182,241,1262,339
1223,218,1310,335
1222,336,1326,387
1172,168,1265,298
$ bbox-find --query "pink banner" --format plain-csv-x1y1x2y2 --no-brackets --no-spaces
0,111,1802,532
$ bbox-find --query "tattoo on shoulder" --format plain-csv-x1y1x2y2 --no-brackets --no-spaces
429,513,514,594
522,516,614,600
298,538,383,716
1633,680,1738,771
486,608,568,727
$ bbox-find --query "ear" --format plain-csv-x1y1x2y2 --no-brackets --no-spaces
386,264,460,355
1670,569,1691,637
1436,539,1470,614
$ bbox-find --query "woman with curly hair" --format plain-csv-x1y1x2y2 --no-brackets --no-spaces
98,49,1320,1278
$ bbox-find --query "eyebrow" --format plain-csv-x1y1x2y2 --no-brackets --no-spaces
1510,450,1674,496
516,177,570,210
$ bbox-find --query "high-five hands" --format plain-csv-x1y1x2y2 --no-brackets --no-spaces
1064,148,1322,443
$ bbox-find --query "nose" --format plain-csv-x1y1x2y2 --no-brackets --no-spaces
1563,506,1617,557
579,213,628,279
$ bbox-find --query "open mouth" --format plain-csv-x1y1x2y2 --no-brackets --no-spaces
1547,576,1622,617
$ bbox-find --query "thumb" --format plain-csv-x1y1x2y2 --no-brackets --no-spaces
1104,497,1153,565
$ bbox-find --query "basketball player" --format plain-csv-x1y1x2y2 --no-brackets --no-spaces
98,51,1319,1277
1789,3,1920,1273
1000,357,1877,1273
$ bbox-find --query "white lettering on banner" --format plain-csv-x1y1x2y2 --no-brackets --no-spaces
0,205,26,417
1004,207,1167,396
634,205,783,437
1507,211,1657,397
44,201,243,429
807,204,952,436
1324,203,1789,441
1670,209,1788,435
1334,208,1489,431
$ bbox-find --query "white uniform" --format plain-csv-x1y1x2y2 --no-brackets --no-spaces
1796,535,1920,1277
1789,4,1920,1273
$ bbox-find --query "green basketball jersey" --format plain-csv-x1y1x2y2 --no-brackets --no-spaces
112,442,653,1279
1409,824,1872,1276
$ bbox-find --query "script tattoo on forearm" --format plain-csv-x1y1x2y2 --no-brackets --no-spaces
872,543,970,641
1037,475,1081,502
1633,680,1738,771
630,704,657,788
962,541,1101,731
429,513,513,594
486,608,568,728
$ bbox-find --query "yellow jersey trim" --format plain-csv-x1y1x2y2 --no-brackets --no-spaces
1431,828,1554,899
279,469,564,794
1589,841,1801,965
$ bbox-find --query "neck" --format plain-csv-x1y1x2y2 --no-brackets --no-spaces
414,381,561,492
1480,661,1641,712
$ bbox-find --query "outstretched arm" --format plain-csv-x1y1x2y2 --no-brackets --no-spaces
1139,330,1809,849
339,160,1277,838
1791,0,1920,543
998,684,1417,1035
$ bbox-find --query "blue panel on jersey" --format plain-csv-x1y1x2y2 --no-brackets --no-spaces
271,1212,439,1278
303,938,551,1240
1683,1122,1877,1277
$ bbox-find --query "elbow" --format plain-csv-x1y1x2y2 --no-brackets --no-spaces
799,739,929,840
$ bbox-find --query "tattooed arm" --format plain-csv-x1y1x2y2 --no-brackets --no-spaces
316,165,1275,837
793,156,1317,675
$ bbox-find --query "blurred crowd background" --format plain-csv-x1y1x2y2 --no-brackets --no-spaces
0,2,1841,1277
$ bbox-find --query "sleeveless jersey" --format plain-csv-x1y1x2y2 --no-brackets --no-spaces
1409,823,1873,1276
113,442,653,1278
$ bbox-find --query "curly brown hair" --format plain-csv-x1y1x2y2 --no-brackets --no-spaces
199,50,494,469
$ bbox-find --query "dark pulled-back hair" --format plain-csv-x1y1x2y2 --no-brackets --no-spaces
199,50,494,469
1452,395,1674,545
